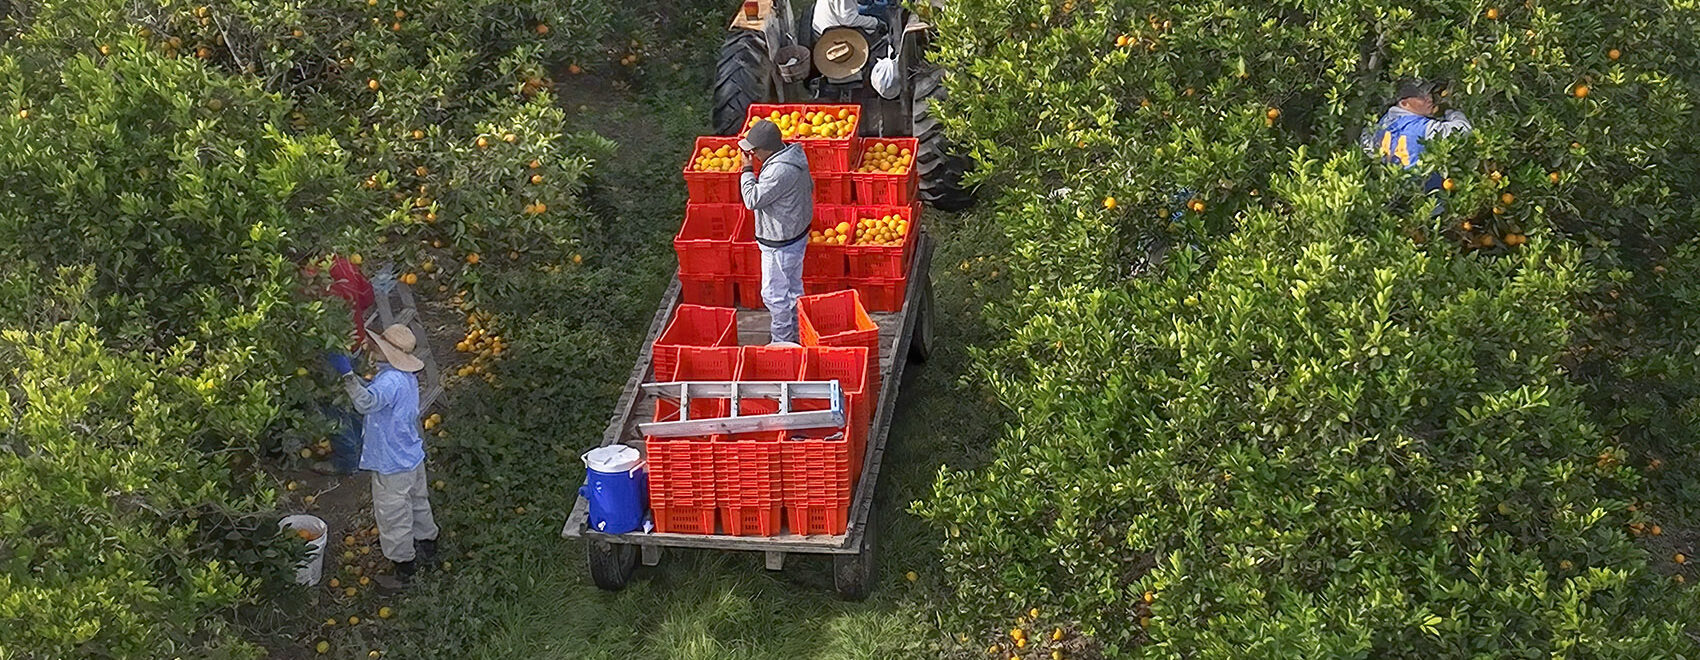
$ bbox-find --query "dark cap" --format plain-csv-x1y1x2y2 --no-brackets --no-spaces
1396,78,1441,101
738,119,785,152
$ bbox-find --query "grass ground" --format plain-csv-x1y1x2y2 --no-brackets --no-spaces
267,13,1013,658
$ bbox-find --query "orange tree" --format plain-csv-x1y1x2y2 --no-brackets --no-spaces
0,0,628,652
915,0,1700,654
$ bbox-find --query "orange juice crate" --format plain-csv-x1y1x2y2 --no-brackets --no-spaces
798,289,878,355
652,304,738,382
804,205,854,278
743,103,861,171
848,274,906,313
679,274,736,307
731,215,761,277
813,172,853,205
675,204,744,276
847,203,919,279
851,138,918,205
713,431,785,537
733,345,808,416
684,136,748,204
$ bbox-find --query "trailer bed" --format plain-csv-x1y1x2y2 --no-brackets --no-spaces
562,234,933,574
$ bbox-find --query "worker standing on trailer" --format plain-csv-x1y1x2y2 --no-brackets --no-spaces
740,119,814,344
325,324,438,591
1359,78,1473,192
812,0,879,35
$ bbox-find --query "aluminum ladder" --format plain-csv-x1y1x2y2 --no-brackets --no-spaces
637,380,846,438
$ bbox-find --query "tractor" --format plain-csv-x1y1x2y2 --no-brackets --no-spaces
711,0,974,211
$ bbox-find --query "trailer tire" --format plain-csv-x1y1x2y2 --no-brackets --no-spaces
833,509,878,601
713,30,771,136
908,273,934,364
912,64,974,212
587,539,637,591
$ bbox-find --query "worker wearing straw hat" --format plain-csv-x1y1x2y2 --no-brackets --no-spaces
325,324,438,591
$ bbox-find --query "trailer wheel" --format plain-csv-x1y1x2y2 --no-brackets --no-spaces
833,509,878,601
908,273,934,364
713,30,771,136
587,539,637,591
912,63,974,212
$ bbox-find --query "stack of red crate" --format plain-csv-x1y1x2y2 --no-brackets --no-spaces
647,346,737,534
796,346,873,480
651,304,737,382
798,290,880,395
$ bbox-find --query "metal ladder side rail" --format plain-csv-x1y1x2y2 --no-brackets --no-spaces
637,380,845,438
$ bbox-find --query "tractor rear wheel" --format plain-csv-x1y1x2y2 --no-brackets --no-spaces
912,63,974,212
713,30,771,136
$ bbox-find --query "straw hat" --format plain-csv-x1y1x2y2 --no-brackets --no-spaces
813,27,869,81
368,324,425,373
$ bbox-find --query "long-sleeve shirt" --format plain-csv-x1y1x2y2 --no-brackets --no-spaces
1358,105,1472,167
740,143,813,246
342,366,425,475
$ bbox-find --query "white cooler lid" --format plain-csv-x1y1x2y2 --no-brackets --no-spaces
583,444,642,473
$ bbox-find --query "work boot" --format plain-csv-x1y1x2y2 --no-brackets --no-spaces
415,539,438,567
374,560,415,593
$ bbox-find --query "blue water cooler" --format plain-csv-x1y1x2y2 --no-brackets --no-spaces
579,444,647,534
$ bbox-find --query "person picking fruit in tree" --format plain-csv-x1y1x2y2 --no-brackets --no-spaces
739,118,814,344
325,324,438,592
1359,78,1473,192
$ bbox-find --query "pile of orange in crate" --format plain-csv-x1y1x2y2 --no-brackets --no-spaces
642,289,883,537
674,103,920,313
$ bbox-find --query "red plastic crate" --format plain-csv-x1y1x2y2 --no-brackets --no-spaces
813,172,853,205
798,290,879,355
802,277,849,296
646,435,718,534
679,274,736,307
743,104,862,171
851,138,919,205
674,204,744,276
849,275,906,312
714,431,785,537
803,205,853,278
734,345,807,416
731,216,760,277
734,276,764,309
785,503,849,536
683,136,748,204
847,204,919,280
798,347,873,441
652,305,737,381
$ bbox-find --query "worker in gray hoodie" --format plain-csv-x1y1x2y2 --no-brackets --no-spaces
739,119,814,344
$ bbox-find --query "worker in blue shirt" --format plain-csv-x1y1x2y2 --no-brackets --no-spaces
1360,79,1473,192
326,324,437,591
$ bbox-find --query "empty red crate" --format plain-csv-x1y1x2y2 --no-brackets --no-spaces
714,431,785,537
684,136,748,204
646,435,718,534
798,347,873,444
802,277,849,296
734,345,807,415
849,275,906,312
679,274,735,307
735,276,764,309
731,216,760,277
743,104,861,171
813,172,853,205
851,138,919,205
847,204,919,279
652,305,737,381
674,204,744,275
798,290,878,355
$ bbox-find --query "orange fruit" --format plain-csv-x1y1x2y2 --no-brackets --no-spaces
1441,178,1456,192
529,159,542,169
1501,192,1515,205
1608,48,1621,61
1103,196,1117,210
1266,108,1281,120
476,137,488,148
530,174,543,184
535,23,549,35
411,129,424,140
1573,84,1590,98
1485,7,1500,19
466,253,480,264
568,64,582,75
1548,171,1560,184
367,79,380,90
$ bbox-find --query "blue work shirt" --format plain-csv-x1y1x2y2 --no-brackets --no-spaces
344,366,425,475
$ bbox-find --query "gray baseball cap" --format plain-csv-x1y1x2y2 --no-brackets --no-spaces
738,119,785,152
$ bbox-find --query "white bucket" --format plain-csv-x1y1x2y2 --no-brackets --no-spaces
280,514,329,586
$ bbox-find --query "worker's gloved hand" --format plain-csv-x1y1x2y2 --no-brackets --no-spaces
324,353,355,376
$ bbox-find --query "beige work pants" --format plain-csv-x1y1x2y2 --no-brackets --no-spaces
370,464,438,563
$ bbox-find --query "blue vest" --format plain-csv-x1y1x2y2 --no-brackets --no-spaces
1373,114,1431,168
